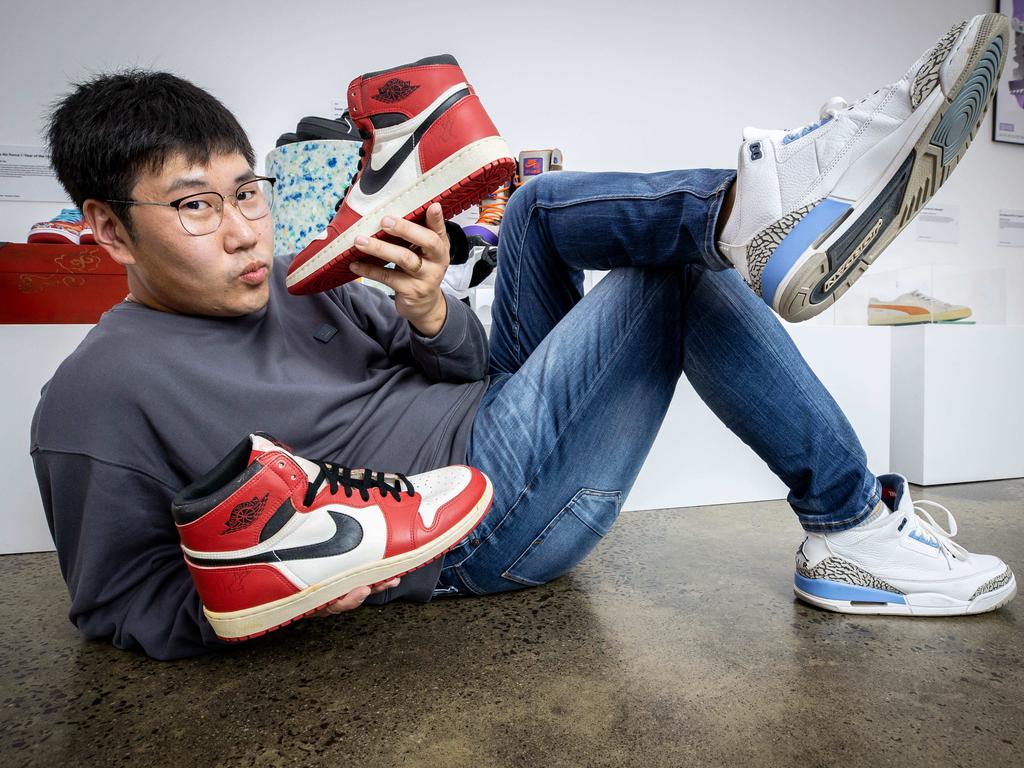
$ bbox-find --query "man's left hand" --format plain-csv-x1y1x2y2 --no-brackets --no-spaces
349,203,450,337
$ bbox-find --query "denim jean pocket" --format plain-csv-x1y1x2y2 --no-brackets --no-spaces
502,488,622,587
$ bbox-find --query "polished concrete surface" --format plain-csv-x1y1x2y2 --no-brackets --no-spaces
1,480,1021,768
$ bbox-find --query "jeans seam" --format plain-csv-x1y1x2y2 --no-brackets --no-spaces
702,174,737,271
705,276,875,496
460,269,676,569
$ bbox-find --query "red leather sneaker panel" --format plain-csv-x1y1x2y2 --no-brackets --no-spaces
429,467,488,533
177,453,305,552
382,493,425,558
349,64,467,121
381,467,484,558
418,96,500,174
186,562,299,614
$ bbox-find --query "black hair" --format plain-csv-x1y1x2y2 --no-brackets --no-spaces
47,70,255,236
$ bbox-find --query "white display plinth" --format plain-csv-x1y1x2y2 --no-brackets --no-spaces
890,325,1024,485
1,325,93,554
625,326,892,512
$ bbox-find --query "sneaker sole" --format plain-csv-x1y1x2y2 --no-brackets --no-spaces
203,476,494,641
866,306,972,325
286,136,515,293
764,14,1009,322
794,571,1017,616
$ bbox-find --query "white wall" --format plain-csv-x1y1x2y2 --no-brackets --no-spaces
2,0,1023,320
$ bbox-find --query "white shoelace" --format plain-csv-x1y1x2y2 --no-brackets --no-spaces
909,499,969,566
907,289,953,309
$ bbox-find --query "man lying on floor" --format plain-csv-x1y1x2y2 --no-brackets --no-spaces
32,14,1016,659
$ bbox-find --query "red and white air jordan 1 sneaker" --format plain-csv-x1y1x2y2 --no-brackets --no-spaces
718,13,1011,322
286,54,516,294
171,433,493,641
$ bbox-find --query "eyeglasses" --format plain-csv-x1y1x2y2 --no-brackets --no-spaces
106,176,276,236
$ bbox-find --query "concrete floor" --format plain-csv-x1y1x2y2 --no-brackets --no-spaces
1,480,1021,768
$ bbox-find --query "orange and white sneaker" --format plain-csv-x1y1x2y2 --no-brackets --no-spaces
171,433,493,641
286,54,515,294
867,289,972,324
462,179,513,247
27,208,86,244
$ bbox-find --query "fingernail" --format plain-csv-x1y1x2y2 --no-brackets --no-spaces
381,216,396,229
350,263,361,273
355,235,369,246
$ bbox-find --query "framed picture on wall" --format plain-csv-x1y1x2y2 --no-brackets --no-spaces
993,0,1024,144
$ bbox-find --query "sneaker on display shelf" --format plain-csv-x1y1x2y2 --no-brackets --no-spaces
27,208,93,245
867,289,972,325
517,148,563,184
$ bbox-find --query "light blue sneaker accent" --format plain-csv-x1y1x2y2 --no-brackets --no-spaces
794,573,907,605
782,114,834,145
760,198,852,308
909,529,941,548
52,208,84,223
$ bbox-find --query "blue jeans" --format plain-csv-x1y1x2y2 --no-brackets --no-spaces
436,169,881,597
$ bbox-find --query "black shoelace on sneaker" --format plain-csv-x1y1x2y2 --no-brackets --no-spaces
304,460,414,506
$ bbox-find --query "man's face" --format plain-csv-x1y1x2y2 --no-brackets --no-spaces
106,151,274,317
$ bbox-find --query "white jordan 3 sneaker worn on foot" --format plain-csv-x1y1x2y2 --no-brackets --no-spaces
718,13,1011,322
794,474,1016,616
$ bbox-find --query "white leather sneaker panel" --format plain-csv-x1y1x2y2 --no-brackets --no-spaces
344,152,424,216
939,16,982,93
283,503,389,586
411,466,472,528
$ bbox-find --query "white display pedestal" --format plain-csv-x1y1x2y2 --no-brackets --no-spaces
1,325,93,554
624,326,892,512
890,325,1024,485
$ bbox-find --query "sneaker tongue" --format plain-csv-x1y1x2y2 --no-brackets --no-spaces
248,433,320,481
880,473,912,514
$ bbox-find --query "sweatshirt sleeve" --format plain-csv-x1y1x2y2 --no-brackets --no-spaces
31,448,227,661
340,284,489,383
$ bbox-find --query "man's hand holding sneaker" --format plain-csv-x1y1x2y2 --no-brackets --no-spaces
350,202,451,338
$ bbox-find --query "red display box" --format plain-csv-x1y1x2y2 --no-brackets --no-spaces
0,242,128,324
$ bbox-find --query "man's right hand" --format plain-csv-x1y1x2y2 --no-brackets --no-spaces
312,577,400,618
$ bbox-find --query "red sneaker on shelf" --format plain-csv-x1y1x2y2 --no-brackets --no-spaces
27,208,86,244
171,433,493,641
286,54,515,294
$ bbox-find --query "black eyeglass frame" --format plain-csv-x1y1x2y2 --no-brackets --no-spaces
105,176,277,236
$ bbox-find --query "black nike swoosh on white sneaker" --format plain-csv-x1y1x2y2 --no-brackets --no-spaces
358,87,471,197
185,510,364,567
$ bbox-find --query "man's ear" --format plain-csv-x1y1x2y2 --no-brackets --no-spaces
81,199,136,266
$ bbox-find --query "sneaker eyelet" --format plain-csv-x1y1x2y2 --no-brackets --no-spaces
277,461,286,469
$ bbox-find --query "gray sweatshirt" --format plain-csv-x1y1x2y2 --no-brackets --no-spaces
30,257,489,660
